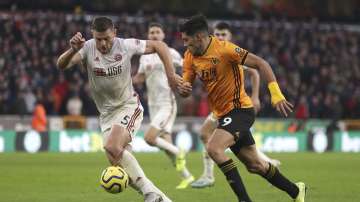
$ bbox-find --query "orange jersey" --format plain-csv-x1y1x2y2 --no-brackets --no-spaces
183,36,253,117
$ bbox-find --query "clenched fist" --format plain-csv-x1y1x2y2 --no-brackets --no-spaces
70,32,85,52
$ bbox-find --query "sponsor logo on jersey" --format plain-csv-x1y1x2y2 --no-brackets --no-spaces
93,66,122,77
198,67,217,82
107,65,123,77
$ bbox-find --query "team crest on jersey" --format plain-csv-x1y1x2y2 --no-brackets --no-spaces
211,58,219,65
114,53,122,61
235,47,247,58
94,56,100,62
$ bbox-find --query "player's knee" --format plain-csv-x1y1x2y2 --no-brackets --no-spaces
144,133,156,146
103,143,124,160
206,143,222,160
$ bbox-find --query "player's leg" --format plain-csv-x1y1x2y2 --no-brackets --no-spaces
160,132,176,165
103,106,171,201
225,107,303,201
235,144,305,201
144,126,180,158
160,131,194,189
191,114,217,188
206,128,252,202
145,105,180,156
146,104,194,189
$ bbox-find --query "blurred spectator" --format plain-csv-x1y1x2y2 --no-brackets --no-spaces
67,94,83,116
31,97,47,132
295,95,309,120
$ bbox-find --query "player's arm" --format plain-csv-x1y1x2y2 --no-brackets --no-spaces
244,67,261,113
244,53,293,117
57,32,85,70
143,40,177,91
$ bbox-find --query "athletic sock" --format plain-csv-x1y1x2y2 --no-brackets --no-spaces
203,149,214,179
218,159,252,202
263,163,299,199
119,150,158,195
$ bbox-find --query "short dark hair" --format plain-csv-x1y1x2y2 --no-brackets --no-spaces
179,14,209,36
148,22,164,30
91,16,114,32
214,22,231,32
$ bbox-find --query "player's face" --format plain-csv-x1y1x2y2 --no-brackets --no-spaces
148,26,165,41
214,29,232,41
92,28,116,54
181,32,203,56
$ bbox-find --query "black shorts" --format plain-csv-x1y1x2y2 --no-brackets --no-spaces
217,108,256,152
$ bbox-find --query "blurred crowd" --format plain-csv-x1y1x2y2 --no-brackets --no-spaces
0,11,359,119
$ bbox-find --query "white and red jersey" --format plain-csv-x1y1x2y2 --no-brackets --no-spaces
79,37,146,119
138,48,182,107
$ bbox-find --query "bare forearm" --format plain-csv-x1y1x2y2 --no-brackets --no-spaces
57,48,77,70
154,42,176,79
244,53,276,84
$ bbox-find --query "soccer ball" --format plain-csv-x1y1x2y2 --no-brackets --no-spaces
100,166,129,194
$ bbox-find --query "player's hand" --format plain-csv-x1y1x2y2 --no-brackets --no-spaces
168,74,181,92
175,75,192,97
251,96,261,114
274,99,293,117
70,32,85,52
178,81,192,97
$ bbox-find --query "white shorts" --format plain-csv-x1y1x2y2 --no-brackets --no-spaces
149,102,177,133
100,98,143,141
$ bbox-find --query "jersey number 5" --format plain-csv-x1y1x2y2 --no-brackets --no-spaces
121,115,131,125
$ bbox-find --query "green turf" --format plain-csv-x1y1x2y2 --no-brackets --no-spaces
0,152,359,202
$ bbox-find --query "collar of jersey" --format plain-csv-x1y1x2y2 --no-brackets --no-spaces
197,36,213,57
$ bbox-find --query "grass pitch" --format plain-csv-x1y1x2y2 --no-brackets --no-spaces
0,152,359,202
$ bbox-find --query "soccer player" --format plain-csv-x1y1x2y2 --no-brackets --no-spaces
191,21,281,188
133,22,194,189
172,15,306,202
57,17,174,202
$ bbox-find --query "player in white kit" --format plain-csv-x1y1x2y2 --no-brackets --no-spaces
133,23,194,189
191,22,281,188
57,17,174,202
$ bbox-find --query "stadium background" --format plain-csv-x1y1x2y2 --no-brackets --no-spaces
0,0,360,201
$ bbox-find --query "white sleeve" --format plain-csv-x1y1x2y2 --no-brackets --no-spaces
78,41,90,60
138,55,146,73
124,38,146,55
170,48,183,67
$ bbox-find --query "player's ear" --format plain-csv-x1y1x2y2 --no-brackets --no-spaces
194,32,202,41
